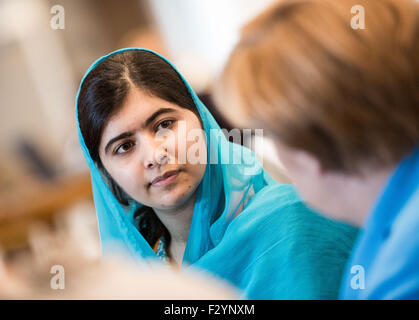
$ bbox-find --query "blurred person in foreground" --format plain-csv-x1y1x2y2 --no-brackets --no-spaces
0,223,238,299
75,48,357,299
215,0,419,299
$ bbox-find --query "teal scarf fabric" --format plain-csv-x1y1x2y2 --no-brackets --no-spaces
75,48,358,299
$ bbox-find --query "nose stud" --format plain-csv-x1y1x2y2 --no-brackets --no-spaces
158,149,169,165
147,148,168,168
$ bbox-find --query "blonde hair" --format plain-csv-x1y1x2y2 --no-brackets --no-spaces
216,0,419,173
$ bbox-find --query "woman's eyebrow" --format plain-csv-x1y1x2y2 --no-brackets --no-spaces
104,131,134,155
142,107,177,129
104,108,177,155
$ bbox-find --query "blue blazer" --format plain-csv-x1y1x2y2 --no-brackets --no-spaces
340,148,419,299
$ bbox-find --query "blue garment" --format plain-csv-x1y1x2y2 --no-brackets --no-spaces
76,48,358,299
340,148,419,299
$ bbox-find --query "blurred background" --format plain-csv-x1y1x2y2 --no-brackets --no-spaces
0,0,287,262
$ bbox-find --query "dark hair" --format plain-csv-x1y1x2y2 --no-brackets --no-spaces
77,50,199,252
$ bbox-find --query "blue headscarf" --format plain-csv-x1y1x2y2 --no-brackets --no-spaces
76,48,358,299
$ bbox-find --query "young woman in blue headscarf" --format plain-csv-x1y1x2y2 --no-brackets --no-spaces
75,48,358,299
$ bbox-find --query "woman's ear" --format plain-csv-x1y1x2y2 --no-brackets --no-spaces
272,140,323,184
293,150,323,179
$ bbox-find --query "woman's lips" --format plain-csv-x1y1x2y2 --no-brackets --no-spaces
151,170,180,187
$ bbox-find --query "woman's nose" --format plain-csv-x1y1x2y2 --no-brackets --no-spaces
141,136,168,169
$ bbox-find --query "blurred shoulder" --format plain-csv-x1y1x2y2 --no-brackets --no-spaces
231,182,358,250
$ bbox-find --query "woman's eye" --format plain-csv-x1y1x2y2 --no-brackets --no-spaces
115,141,134,155
157,119,174,131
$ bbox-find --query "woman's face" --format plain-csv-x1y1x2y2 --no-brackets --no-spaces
99,87,207,210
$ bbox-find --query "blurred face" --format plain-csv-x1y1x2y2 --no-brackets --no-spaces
99,87,207,211
273,140,353,223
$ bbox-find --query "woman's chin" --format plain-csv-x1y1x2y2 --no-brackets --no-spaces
152,185,197,211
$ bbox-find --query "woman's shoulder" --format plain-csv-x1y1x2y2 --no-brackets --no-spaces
230,182,359,253
233,183,319,230
198,182,358,299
